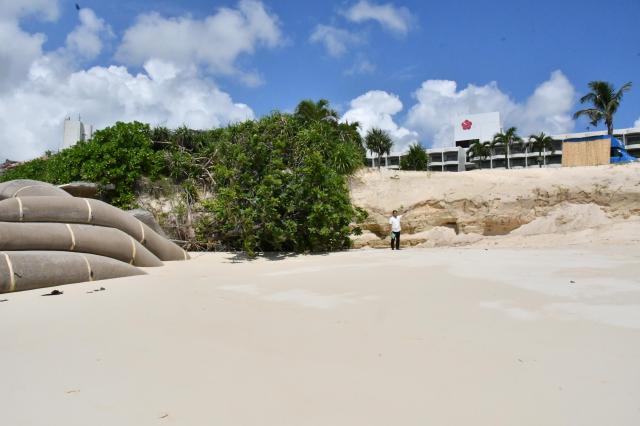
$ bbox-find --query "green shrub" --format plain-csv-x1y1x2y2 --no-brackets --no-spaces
198,112,364,255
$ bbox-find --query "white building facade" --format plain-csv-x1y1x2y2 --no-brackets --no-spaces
62,117,93,150
366,111,640,171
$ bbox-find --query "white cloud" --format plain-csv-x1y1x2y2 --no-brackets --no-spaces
0,20,46,92
343,0,413,36
344,58,376,75
634,118,640,128
0,8,257,161
116,0,282,81
65,9,113,59
0,0,61,92
310,25,362,57
342,90,418,154
405,70,576,147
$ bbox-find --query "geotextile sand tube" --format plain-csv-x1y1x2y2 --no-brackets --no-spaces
0,196,189,261
0,179,71,199
0,222,163,267
0,251,145,294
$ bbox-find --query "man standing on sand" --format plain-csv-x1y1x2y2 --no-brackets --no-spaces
389,210,402,250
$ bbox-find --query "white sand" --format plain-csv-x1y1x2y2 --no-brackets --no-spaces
2,248,640,425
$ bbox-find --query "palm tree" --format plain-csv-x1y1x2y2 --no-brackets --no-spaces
492,127,522,169
466,140,491,169
573,81,632,135
294,99,339,123
528,132,555,167
486,139,500,169
365,128,393,170
400,143,428,170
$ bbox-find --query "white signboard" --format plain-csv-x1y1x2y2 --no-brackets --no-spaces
453,112,502,144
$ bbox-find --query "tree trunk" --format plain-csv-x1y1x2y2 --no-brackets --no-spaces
505,143,509,169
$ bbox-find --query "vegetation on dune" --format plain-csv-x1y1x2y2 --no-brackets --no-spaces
400,143,429,170
1,101,368,255
574,81,632,135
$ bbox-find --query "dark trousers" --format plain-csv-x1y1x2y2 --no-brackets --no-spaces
391,231,400,250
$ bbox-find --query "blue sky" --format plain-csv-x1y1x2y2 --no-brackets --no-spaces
2,0,639,159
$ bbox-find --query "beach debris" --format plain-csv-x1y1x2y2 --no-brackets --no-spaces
0,298,8,302
159,413,169,419
65,389,80,394
570,280,575,284
42,290,63,296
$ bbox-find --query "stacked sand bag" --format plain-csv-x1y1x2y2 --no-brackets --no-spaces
0,180,190,293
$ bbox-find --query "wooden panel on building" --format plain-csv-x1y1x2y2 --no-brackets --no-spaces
561,138,610,167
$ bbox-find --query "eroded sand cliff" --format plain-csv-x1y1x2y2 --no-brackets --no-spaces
350,163,640,248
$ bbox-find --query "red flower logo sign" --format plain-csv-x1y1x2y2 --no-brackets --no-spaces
461,120,472,130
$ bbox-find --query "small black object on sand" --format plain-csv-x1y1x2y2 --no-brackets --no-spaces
42,289,63,296
0,299,8,302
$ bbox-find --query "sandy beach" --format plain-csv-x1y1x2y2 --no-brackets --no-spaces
2,247,639,425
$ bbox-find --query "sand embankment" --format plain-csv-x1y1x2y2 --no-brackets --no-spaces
350,163,640,248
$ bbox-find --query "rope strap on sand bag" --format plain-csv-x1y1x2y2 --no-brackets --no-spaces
2,252,16,293
138,221,146,244
82,255,93,282
16,197,23,221
66,224,76,251
12,185,39,197
84,198,93,223
129,236,137,264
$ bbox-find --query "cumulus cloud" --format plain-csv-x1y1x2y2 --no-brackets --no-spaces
0,6,259,161
634,118,640,128
343,0,413,36
65,9,113,59
309,25,362,57
342,90,418,154
116,0,282,82
405,70,576,147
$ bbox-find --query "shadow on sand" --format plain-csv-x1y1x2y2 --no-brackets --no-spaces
223,251,333,264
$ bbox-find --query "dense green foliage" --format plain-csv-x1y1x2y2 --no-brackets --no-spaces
1,122,163,207
197,112,366,255
573,81,632,135
1,101,367,255
365,128,393,169
400,143,429,170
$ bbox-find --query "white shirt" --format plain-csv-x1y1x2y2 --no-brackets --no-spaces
389,215,402,232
